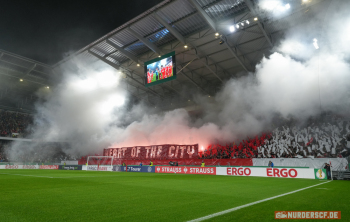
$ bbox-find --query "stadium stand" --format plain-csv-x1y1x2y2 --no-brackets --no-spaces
202,116,350,159
0,141,7,162
0,110,32,138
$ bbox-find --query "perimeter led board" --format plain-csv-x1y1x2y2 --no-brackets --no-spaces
144,51,176,87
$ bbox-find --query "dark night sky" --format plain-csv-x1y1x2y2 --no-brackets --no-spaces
0,0,163,65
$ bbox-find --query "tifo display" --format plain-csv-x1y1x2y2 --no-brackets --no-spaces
103,144,198,159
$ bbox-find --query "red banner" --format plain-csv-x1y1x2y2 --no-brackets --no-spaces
39,165,59,169
78,158,253,166
104,144,199,160
155,166,216,175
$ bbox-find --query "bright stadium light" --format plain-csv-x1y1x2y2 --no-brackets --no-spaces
229,25,235,32
261,1,291,11
137,64,140,67
313,38,319,49
215,32,219,36
262,0,280,10
241,22,244,26
246,20,250,25
184,45,188,48
19,79,23,82
254,17,258,21
236,24,240,28
46,86,49,89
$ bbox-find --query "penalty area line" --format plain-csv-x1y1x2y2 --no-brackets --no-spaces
186,180,331,222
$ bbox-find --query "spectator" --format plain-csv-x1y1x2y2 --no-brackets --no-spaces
0,110,33,138
324,163,331,179
201,115,349,159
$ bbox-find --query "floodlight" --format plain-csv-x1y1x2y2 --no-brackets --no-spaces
285,4,290,9
215,32,219,36
137,64,140,66
246,20,250,25
46,86,50,89
184,45,188,48
229,25,235,32
313,39,319,49
241,22,244,26
236,24,240,28
254,17,258,21
20,79,23,82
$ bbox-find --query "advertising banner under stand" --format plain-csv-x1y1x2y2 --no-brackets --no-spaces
0,165,58,170
59,165,82,170
314,168,328,180
216,167,323,179
112,165,123,172
87,165,113,171
155,166,216,175
39,165,59,170
0,165,39,169
112,166,155,172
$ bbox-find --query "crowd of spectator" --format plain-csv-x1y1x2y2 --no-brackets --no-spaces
0,110,32,138
201,116,350,159
6,144,79,164
0,139,79,164
0,142,8,162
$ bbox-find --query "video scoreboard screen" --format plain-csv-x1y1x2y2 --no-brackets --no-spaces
144,51,176,87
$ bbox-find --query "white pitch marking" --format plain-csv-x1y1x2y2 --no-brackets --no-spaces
315,188,328,189
52,176,119,178
187,181,331,222
0,173,54,178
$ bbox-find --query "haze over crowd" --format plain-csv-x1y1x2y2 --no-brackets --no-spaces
7,0,350,160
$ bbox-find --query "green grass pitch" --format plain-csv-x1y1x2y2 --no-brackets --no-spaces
0,169,348,222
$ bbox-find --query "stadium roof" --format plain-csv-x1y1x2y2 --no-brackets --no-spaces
0,0,330,112
0,49,52,113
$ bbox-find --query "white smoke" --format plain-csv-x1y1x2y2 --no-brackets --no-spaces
7,0,350,160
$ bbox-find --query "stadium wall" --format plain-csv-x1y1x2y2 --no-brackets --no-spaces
0,164,328,179
0,165,59,169
154,166,327,179
59,165,82,170
252,158,348,171
112,165,155,173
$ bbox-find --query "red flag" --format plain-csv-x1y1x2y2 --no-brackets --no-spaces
306,137,313,146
